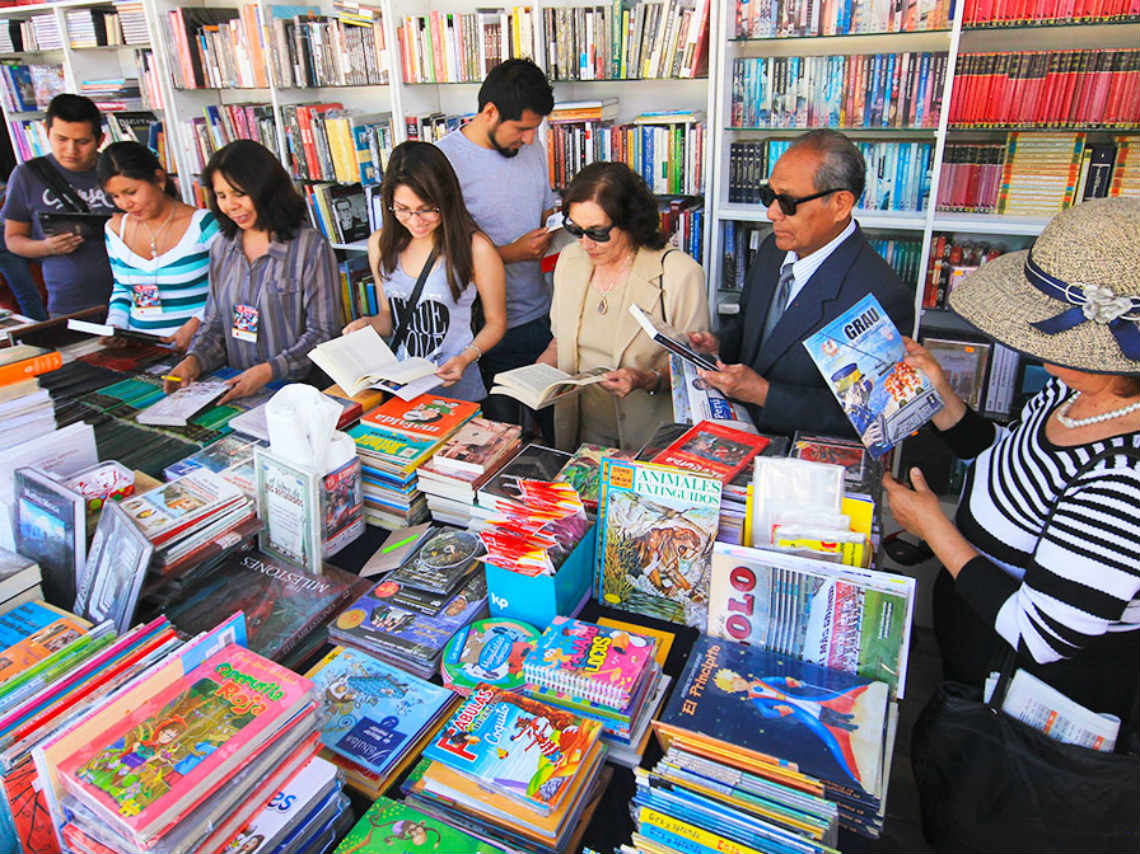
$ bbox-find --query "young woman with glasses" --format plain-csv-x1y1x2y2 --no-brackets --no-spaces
537,161,709,451
344,141,506,402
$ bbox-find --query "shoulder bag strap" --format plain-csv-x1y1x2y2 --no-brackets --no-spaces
27,156,90,213
656,247,678,323
389,246,438,355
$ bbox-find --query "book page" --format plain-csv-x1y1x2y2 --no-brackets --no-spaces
308,327,397,390
496,363,611,396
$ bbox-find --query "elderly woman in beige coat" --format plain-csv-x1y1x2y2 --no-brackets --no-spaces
537,162,709,452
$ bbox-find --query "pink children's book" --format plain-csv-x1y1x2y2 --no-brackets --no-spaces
54,644,313,850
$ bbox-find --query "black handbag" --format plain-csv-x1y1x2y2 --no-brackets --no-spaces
911,445,1140,854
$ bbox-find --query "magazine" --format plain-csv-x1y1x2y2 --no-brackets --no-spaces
488,363,612,410
307,327,438,396
595,459,722,629
629,304,718,371
802,293,943,458
707,543,916,698
668,353,757,431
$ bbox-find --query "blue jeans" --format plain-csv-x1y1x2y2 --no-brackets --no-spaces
0,241,46,321
479,314,554,444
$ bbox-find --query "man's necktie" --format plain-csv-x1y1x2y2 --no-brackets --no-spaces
762,263,795,345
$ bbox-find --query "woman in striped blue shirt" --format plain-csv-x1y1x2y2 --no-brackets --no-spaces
98,141,218,351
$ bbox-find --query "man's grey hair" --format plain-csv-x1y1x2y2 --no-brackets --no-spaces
786,129,866,201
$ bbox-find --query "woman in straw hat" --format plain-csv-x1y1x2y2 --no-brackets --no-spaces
883,197,1139,722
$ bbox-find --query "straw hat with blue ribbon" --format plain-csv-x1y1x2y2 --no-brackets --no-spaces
948,197,1140,376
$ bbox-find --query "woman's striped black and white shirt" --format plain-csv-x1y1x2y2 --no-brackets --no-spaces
939,376,1140,665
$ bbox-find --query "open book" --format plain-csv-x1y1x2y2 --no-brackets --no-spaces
489,363,611,409
307,326,438,396
629,304,717,371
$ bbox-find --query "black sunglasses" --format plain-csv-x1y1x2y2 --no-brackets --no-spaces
562,216,616,242
757,183,852,216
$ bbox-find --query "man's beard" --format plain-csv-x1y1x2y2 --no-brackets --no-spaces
487,126,521,158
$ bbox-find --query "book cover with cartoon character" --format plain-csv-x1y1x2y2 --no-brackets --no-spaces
333,796,498,853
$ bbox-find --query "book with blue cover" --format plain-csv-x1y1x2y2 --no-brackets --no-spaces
802,293,943,458
307,646,456,777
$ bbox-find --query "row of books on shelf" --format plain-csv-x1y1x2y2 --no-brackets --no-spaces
948,49,1140,128
728,138,933,211
166,5,271,90
5,110,175,173
395,6,535,84
283,104,394,184
0,13,60,54
184,102,279,174
540,0,710,82
0,62,62,114
733,0,952,37
263,4,391,89
404,110,471,142
305,181,374,248
730,52,947,129
64,4,149,49
923,235,1008,309
962,0,1140,25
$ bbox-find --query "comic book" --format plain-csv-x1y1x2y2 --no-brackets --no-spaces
386,528,485,596
524,617,657,709
655,635,890,800
706,543,916,698
651,421,771,484
164,552,364,662
553,444,636,510
361,394,480,441
802,294,943,458
595,459,722,629
421,684,603,815
55,645,313,848
307,646,456,777
334,795,499,854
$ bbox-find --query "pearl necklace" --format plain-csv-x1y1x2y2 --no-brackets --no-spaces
1055,391,1140,428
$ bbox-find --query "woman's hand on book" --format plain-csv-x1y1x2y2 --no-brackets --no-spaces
435,354,468,386
902,337,968,429
600,368,653,399
165,318,200,353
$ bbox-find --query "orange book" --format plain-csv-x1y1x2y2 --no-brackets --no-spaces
361,393,480,441
0,350,61,386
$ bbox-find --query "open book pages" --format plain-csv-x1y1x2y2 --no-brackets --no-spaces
307,326,437,396
629,303,718,371
490,363,611,409
136,381,229,427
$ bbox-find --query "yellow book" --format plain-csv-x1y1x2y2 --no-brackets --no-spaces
324,115,360,184
638,806,764,854
596,616,675,668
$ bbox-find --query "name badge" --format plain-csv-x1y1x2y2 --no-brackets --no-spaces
231,304,259,342
132,284,161,316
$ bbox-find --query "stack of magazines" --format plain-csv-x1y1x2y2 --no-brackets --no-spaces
403,684,613,853
416,416,522,526
328,527,490,679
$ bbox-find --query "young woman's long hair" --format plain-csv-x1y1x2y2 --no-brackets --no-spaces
378,141,478,301
202,139,307,241
96,141,178,197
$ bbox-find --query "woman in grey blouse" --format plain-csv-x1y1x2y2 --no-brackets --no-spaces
164,140,340,404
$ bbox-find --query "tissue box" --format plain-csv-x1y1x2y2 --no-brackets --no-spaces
484,524,596,630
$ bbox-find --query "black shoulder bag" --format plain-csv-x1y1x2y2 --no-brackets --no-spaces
911,444,1140,854
389,246,438,355
27,157,91,213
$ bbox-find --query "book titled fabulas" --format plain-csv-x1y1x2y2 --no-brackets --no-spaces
803,293,943,459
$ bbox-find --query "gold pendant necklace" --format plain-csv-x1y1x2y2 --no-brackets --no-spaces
138,204,177,259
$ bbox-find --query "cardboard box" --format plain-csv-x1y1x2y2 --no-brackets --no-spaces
484,523,596,629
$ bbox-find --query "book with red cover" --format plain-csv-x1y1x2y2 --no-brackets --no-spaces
361,393,480,441
651,421,770,483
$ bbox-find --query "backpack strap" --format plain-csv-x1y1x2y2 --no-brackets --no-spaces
27,156,90,214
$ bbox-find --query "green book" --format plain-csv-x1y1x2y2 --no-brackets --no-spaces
333,796,498,854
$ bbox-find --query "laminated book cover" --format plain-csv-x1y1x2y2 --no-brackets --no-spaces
595,459,721,629
554,444,636,509
707,543,915,698
441,617,540,696
333,571,489,663
0,611,89,685
651,421,771,483
118,469,242,544
56,645,312,844
333,795,499,854
477,443,572,508
420,417,523,478
361,394,480,441
657,635,890,798
307,646,455,776
422,684,603,815
790,432,868,488
802,293,943,458
387,527,485,595
165,552,363,662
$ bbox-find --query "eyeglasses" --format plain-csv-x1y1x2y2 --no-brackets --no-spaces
757,183,852,216
562,216,616,243
389,204,441,221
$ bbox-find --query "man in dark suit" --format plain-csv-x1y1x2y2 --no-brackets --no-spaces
691,130,915,438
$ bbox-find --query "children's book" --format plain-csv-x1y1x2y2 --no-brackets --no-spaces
802,293,943,458
361,393,480,441
524,616,657,710
441,617,539,696
554,444,636,510
307,646,456,776
422,684,603,815
419,417,522,479
656,635,890,799
707,543,916,698
595,459,722,629
333,795,500,854
0,611,90,686
55,644,313,849
387,527,485,596
165,551,364,662
651,420,771,483
222,755,339,854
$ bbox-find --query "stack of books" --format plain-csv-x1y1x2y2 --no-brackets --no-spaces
0,550,41,614
522,616,674,768
418,417,522,526
402,684,612,853
163,433,267,497
0,346,58,451
306,645,458,798
348,394,479,530
115,2,150,45
552,444,636,513
227,754,352,854
329,527,490,679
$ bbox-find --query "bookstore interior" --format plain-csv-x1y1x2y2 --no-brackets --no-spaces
0,0,1136,850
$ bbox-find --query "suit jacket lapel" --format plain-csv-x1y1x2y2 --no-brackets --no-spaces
751,226,864,376
613,248,668,368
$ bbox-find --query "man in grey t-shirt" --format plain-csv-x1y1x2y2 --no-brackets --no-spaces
436,59,558,430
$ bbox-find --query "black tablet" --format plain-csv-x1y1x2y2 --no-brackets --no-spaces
36,211,113,240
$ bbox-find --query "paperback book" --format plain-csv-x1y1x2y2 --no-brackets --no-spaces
419,417,522,479
652,420,770,483
334,796,500,854
136,381,228,427
629,303,718,371
254,447,323,573
803,294,943,458
553,444,636,510
307,327,438,397
595,459,722,629
488,364,612,410
361,394,480,441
